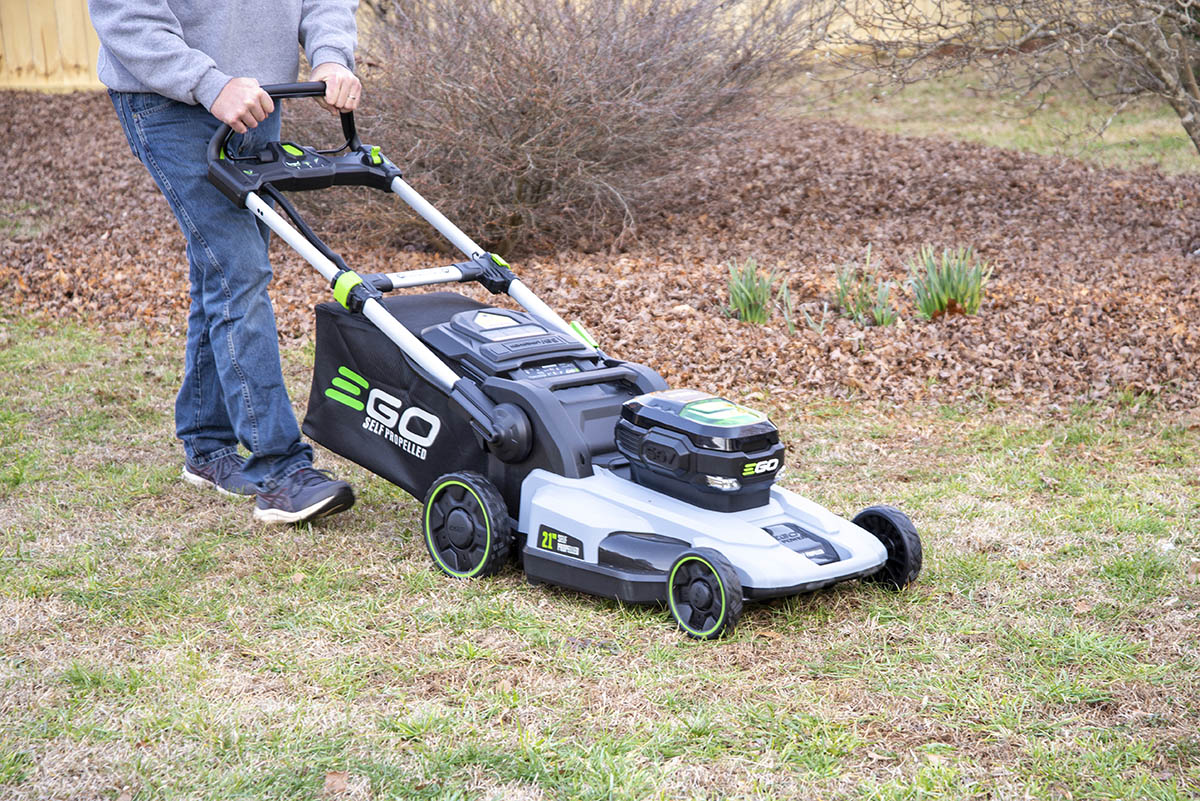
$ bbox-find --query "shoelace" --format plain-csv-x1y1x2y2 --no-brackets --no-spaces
290,467,338,488
212,456,243,482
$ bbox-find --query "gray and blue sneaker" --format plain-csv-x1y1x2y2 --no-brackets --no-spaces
182,453,257,497
253,467,355,524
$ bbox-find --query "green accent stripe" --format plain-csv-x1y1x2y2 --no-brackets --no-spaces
325,388,365,411
331,376,362,395
282,143,304,156
338,366,368,388
333,271,364,309
569,320,598,348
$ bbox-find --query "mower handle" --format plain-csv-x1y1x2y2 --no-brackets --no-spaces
205,81,361,164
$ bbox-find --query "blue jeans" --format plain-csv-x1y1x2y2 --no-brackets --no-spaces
109,91,312,490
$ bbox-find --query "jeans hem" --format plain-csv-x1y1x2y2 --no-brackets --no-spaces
186,445,240,467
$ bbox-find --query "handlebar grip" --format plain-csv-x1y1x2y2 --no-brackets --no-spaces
205,79,361,165
260,81,328,99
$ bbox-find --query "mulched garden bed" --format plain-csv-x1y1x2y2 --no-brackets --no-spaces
3,90,1199,410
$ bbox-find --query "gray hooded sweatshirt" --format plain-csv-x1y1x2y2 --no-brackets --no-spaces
88,0,357,110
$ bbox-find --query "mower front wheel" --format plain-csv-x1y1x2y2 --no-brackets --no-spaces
422,471,512,579
667,548,743,640
854,505,922,589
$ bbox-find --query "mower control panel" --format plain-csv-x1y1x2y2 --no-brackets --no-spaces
521,362,582,379
208,141,404,205
423,308,600,380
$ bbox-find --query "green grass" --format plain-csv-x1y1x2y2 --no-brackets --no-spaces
0,202,45,239
818,69,1198,174
1,313,1198,800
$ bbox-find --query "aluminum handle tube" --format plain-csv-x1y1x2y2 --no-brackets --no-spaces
244,192,461,392
246,192,341,282
387,180,590,348
383,265,465,289
359,298,460,392
509,279,591,347
390,176,483,259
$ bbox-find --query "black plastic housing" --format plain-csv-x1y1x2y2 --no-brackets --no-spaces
615,389,784,512
302,292,667,515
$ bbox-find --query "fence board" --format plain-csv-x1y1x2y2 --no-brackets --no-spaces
0,0,102,91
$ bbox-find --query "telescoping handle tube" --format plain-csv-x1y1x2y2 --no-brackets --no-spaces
204,81,361,165
386,175,590,347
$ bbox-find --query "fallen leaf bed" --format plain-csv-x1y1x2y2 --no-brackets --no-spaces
3,91,1198,410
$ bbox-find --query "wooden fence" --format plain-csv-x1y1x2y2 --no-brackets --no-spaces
0,0,101,91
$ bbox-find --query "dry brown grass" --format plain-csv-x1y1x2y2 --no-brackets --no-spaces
1,317,1198,800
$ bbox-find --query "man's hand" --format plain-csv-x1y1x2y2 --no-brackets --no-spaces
309,62,362,114
211,77,274,134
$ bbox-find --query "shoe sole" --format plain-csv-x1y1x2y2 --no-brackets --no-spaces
253,486,356,525
181,467,253,498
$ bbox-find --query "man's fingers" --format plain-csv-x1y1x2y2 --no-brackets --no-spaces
342,75,362,111
309,65,361,113
324,77,342,114
334,77,353,111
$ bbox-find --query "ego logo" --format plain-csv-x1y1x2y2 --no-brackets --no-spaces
741,458,780,477
326,366,441,460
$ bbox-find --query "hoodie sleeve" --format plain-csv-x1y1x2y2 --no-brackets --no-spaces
299,0,358,71
88,0,231,108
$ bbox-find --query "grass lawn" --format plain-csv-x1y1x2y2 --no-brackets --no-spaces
817,70,1198,175
1,315,1197,800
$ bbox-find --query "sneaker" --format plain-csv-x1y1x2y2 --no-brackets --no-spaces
253,467,355,524
182,453,256,497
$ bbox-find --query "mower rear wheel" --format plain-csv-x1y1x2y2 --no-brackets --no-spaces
853,505,922,589
422,471,511,579
667,548,743,640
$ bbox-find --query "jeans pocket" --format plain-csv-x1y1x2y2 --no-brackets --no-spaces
129,93,180,120
108,90,141,159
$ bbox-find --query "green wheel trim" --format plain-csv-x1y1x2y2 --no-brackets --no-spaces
425,480,492,578
668,555,726,637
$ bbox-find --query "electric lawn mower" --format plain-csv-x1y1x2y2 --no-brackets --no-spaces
206,82,923,639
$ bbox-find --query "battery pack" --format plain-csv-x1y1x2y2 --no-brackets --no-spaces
615,389,785,512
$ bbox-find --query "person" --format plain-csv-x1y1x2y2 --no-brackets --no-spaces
88,1,361,524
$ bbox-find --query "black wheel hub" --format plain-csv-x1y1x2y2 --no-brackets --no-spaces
671,561,723,634
445,508,475,548
428,485,488,573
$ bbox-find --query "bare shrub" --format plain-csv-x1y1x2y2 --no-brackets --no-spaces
832,0,1200,160
345,0,833,254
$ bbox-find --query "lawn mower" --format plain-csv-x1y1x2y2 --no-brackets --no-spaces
206,82,922,639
